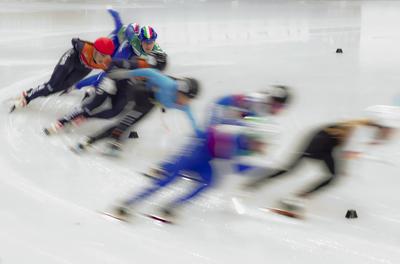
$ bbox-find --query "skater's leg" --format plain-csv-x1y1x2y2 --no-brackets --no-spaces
73,89,130,144
61,66,92,92
274,153,338,214
58,90,109,126
86,124,118,145
68,124,116,151
109,91,155,141
26,49,89,102
91,87,128,119
125,135,210,208
167,163,213,210
124,162,181,206
245,153,305,189
296,128,341,197
298,154,338,197
244,129,331,189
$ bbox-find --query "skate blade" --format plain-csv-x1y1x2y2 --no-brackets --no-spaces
70,145,83,154
43,125,63,136
9,105,16,113
262,207,303,219
142,213,174,224
69,143,88,154
100,148,121,158
100,211,129,222
43,128,52,136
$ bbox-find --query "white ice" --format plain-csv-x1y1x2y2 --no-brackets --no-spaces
0,1,400,263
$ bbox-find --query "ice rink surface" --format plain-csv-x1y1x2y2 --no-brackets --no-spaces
0,0,400,263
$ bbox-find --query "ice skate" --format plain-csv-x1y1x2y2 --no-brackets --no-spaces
102,203,132,222
229,184,254,215
43,121,64,136
144,207,175,224
101,140,122,157
114,204,132,221
278,197,305,213
70,137,94,154
142,167,165,181
10,91,28,113
264,197,305,219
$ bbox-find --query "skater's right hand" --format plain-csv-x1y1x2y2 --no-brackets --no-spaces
107,8,120,22
59,85,76,96
342,151,361,160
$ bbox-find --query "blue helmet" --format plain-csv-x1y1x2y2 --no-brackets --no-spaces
138,26,158,43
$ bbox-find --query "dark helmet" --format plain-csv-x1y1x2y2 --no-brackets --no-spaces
176,77,200,99
138,26,158,43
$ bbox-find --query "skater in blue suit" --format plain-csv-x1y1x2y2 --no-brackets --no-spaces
209,85,290,126
115,122,270,220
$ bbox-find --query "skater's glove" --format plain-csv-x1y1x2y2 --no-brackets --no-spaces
107,8,122,30
98,77,117,95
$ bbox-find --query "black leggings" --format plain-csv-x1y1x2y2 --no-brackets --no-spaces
88,88,155,144
58,82,129,125
248,129,340,197
26,48,91,103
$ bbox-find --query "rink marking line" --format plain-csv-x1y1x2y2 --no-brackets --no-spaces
0,74,100,216
0,59,56,66
0,29,112,44
0,2,164,12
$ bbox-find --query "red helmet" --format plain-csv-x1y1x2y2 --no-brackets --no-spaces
94,37,115,55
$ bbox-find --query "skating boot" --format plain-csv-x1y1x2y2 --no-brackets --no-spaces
10,91,28,113
277,197,305,217
102,140,122,157
43,121,64,136
70,137,94,154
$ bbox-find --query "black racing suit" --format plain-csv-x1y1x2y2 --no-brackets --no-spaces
57,58,157,127
247,125,342,197
86,85,156,145
25,39,95,103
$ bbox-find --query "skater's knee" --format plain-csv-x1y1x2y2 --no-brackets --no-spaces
318,174,337,188
325,173,338,185
202,175,213,187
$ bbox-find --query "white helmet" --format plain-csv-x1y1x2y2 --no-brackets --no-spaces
365,105,400,128
244,92,269,115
